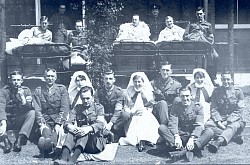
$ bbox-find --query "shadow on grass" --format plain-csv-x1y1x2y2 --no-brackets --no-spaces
146,144,169,159
146,144,191,164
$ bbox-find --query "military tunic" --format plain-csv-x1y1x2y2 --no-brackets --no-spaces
183,21,214,44
183,21,219,80
146,14,164,41
159,99,213,149
151,76,182,125
205,85,245,143
63,102,106,153
94,85,130,137
0,85,35,138
68,30,87,47
49,13,73,43
33,83,70,126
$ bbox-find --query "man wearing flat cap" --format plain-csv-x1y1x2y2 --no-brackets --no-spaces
146,4,164,41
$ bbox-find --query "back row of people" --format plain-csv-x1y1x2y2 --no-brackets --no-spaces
0,60,246,163
115,7,219,83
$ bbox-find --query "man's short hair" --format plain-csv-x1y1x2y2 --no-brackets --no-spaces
159,61,171,67
75,20,83,25
133,14,140,18
196,6,204,12
80,86,94,96
221,70,233,78
9,71,23,79
45,68,57,75
165,16,173,21
179,86,191,94
104,69,114,76
40,16,48,22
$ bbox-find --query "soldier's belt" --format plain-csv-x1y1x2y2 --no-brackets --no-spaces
45,108,59,115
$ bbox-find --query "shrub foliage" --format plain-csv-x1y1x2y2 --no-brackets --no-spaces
85,0,123,88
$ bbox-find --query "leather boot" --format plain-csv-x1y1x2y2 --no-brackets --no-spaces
44,138,53,154
38,136,46,154
3,136,12,154
13,134,25,152
232,135,243,145
137,140,145,152
208,137,224,153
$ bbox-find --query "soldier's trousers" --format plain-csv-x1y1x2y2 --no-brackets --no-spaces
158,125,214,149
63,132,106,154
40,122,58,146
111,111,130,137
205,119,242,144
6,110,35,138
152,100,169,125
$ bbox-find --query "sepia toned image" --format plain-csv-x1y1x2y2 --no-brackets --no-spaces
0,0,250,164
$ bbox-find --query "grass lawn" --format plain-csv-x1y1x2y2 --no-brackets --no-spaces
0,136,250,164
0,84,249,164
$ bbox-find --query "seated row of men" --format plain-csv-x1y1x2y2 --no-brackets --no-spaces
0,62,246,163
115,7,219,83
115,7,214,45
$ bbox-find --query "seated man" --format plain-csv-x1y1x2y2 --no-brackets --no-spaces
94,70,130,142
206,71,246,153
151,61,182,125
55,86,106,164
183,7,219,83
116,14,150,42
0,71,35,153
29,16,52,42
63,20,90,69
33,68,70,156
6,16,52,55
156,16,185,43
158,87,214,161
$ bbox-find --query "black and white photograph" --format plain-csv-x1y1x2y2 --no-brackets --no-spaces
0,0,250,164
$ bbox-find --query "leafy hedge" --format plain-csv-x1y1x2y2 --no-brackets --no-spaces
85,0,123,88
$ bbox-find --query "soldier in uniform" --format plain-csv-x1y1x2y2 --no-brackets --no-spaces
68,20,88,48
0,71,35,153
158,87,214,161
50,4,73,43
183,7,219,84
55,86,106,164
206,71,246,153
94,70,130,142
63,20,90,69
33,68,70,155
146,4,164,41
151,61,182,125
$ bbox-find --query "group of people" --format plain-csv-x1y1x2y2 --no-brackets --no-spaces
1,3,246,164
0,59,246,163
115,6,219,84
6,4,89,69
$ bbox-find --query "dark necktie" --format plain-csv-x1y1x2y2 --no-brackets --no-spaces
131,91,140,103
71,91,81,109
195,87,209,102
195,88,201,102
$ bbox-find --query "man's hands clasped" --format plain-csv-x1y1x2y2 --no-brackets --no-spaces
67,124,93,137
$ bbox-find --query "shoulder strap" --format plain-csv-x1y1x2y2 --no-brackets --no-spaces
71,91,81,110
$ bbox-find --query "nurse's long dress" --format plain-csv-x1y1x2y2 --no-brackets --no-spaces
119,92,159,146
